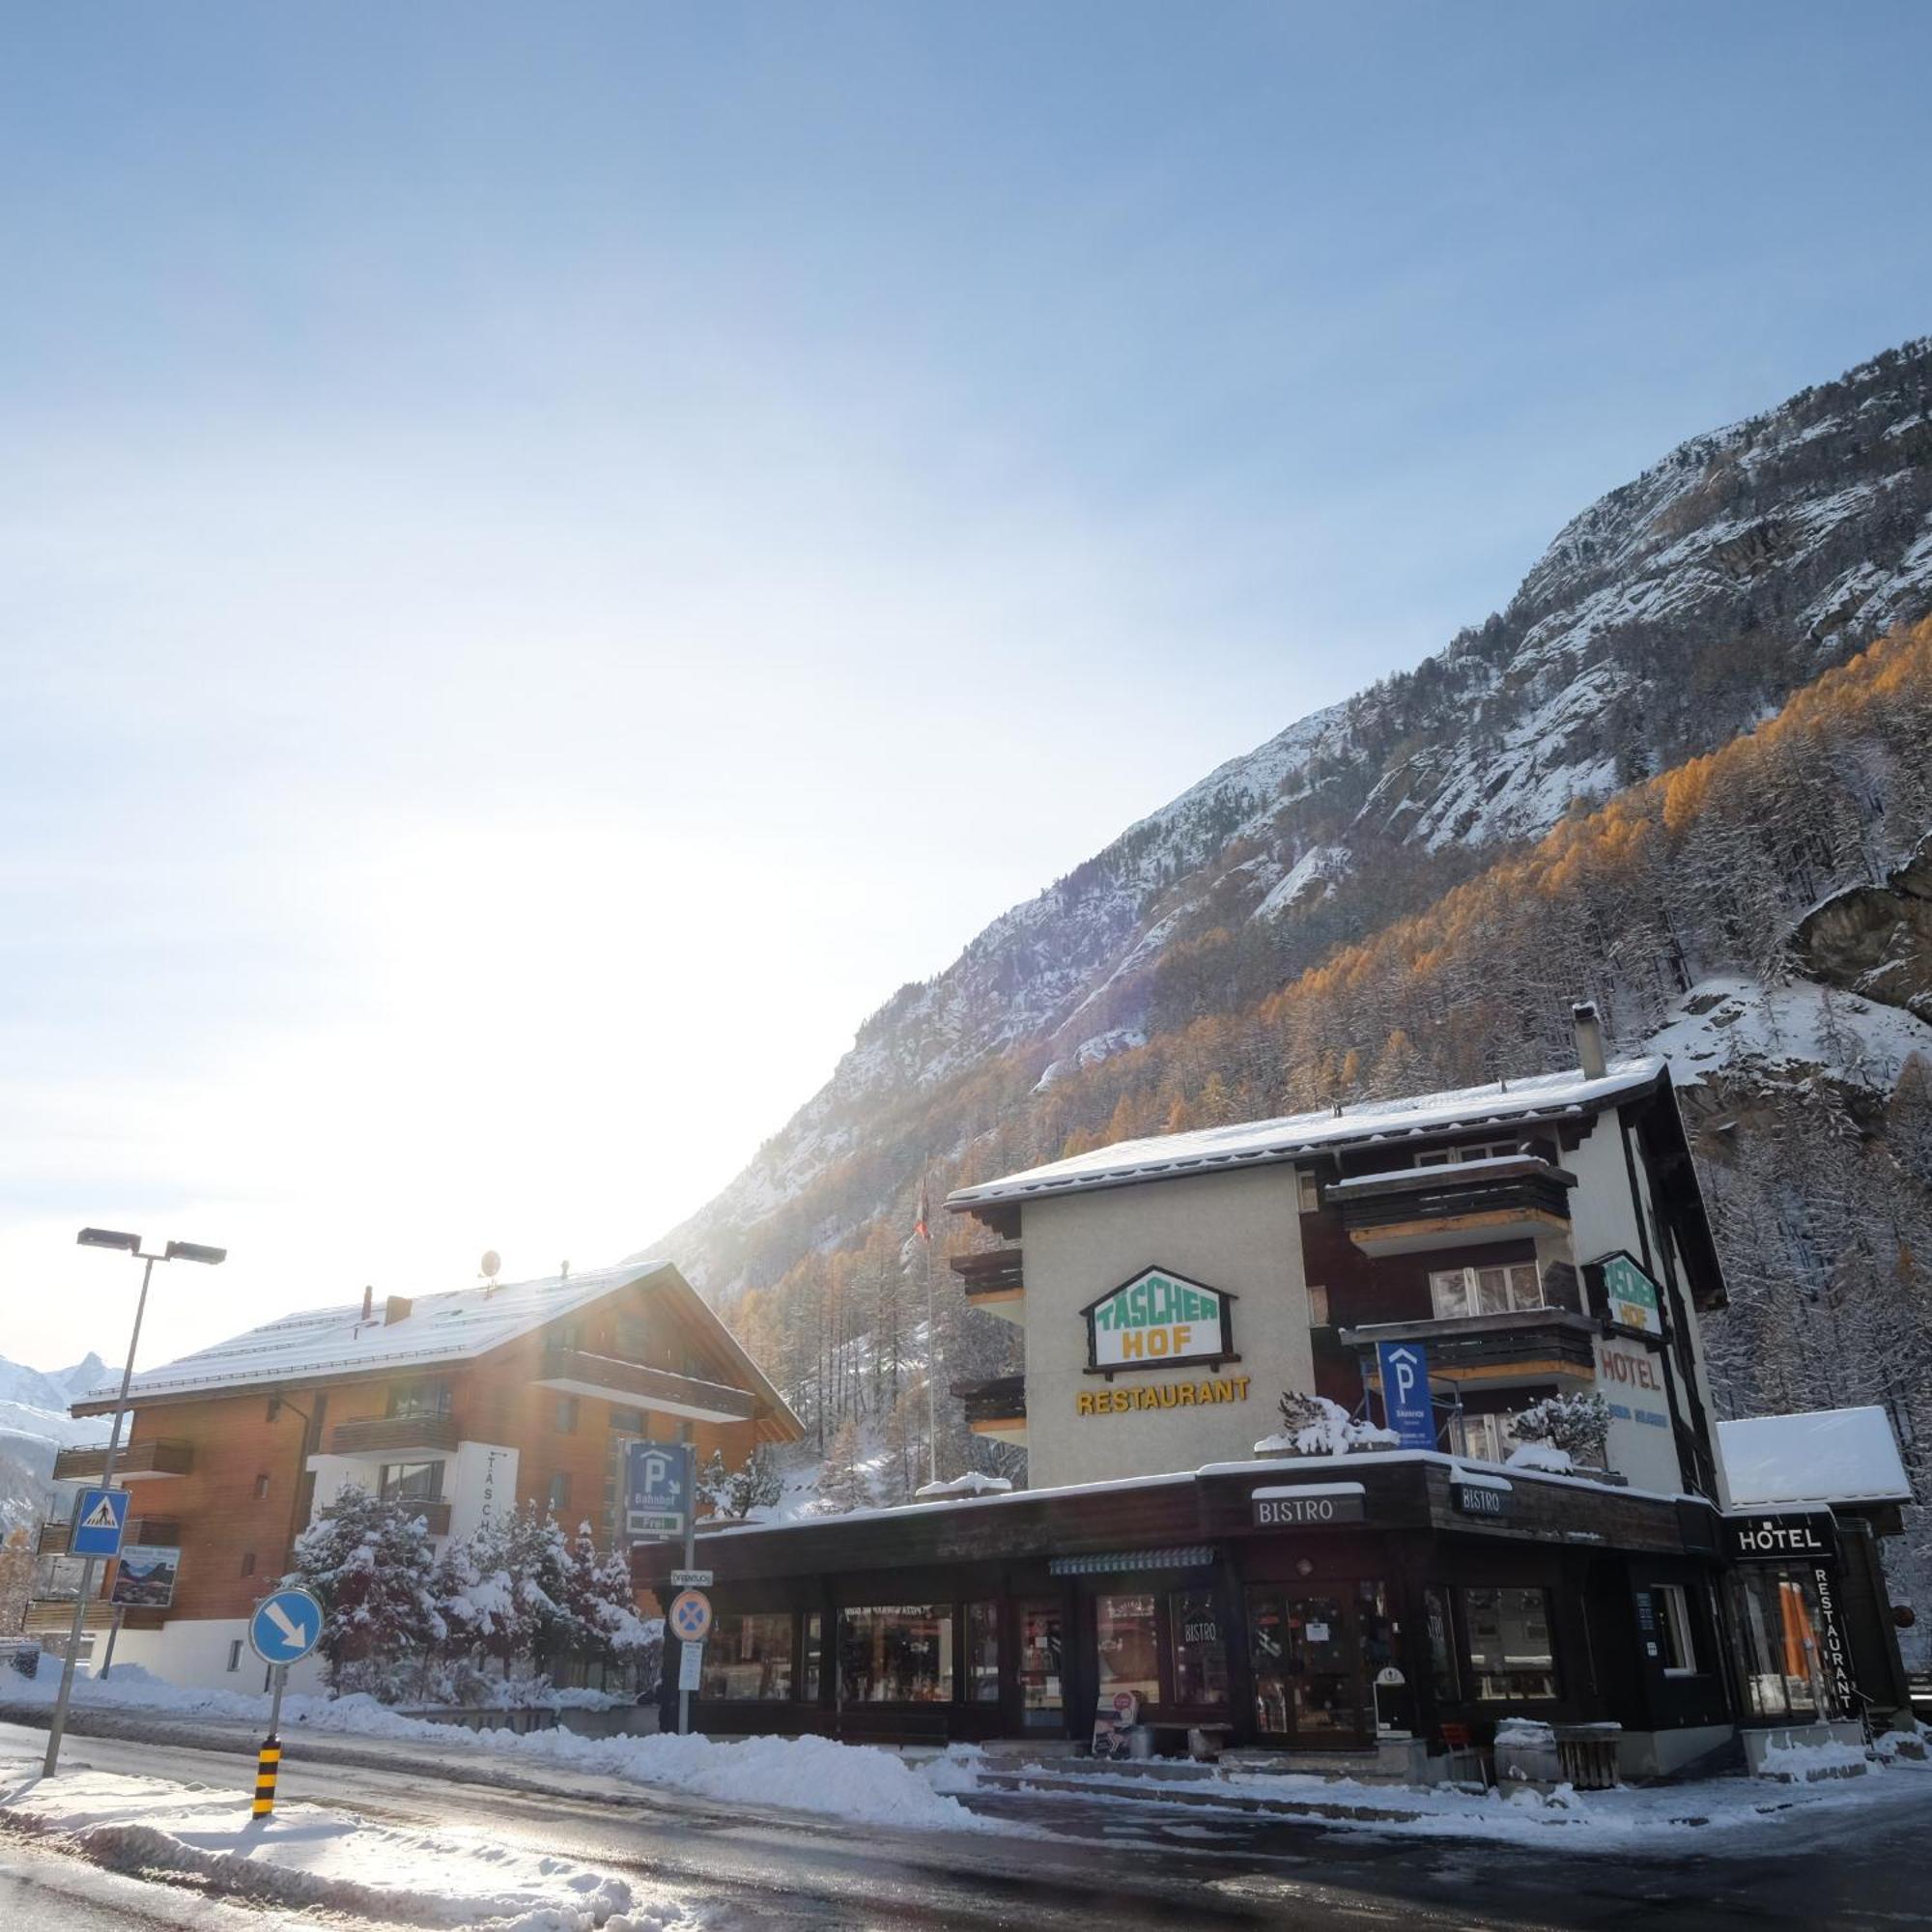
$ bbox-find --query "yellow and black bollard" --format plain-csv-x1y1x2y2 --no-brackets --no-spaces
251,1736,281,1817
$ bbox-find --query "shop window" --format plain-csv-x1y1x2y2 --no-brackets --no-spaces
1245,1590,1362,1736
801,1613,823,1702
1094,1593,1160,1706
1462,1587,1557,1700
1727,1568,1836,1720
385,1378,451,1420
1017,1601,1063,1726
1170,1591,1229,1706
839,1605,954,1704
966,1601,1001,1703
700,1612,794,1700
1423,1586,1460,1704
1652,1584,1700,1675
1430,1264,1543,1321
380,1461,443,1502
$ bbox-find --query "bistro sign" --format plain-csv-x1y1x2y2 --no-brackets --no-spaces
1252,1487,1365,1527
1724,1510,1838,1564
1083,1266,1236,1377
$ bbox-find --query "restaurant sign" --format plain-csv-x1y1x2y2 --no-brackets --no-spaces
1252,1485,1365,1528
1724,1509,1838,1565
1083,1266,1236,1377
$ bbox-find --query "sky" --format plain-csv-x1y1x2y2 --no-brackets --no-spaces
4,2,1930,1376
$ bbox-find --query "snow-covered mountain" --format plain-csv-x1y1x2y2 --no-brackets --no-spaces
0,1353,112,1536
659,338,1932,1299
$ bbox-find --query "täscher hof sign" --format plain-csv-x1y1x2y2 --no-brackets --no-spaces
1083,1266,1236,1376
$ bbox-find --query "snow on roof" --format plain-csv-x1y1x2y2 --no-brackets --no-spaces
948,1058,1663,1210
73,1261,675,1411
1719,1406,1913,1509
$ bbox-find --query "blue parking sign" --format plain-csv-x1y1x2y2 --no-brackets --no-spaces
71,1487,129,1558
1377,1341,1435,1449
625,1440,690,1540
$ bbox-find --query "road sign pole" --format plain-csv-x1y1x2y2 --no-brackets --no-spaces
253,1666,287,1819
44,1252,156,1777
99,1607,126,1679
678,1441,696,1738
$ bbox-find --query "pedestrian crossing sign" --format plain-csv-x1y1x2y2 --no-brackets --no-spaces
71,1486,129,1557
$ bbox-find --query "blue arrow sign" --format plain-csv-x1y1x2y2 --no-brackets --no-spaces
1377,1341,1436,1449
71,1487,129,1558
249,1586,324,1665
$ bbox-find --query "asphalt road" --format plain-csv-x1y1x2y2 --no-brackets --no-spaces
4,1708,1932,1931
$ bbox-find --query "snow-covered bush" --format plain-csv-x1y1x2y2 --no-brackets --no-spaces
288,1485,446,1700
695,1444,785,1520
1510,1390,1610,1463
1255,1391,1400,1457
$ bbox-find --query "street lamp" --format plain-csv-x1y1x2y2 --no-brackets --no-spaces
43,1229,226,1777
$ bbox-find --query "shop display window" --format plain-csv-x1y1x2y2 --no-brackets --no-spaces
1461,1586,1557,1700
1169,1590,1229,1706
1094,1593,1160,1705
838,1605,954,1703
1727,1567,1838,1720
1423,1585,1459,1704
801,1611,823,1702
699,1612,794,1700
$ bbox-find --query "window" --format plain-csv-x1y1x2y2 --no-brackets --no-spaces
617,1316,649,1362
967,1601,1001,1703
1429,1263,1544,1321
1094,1593,1160,1705
1423,1586,1460,1704
226,1639,243,1672
1448,1410,1520,1464
385,1378,451,1420
380,1462,443,1502
253,1473,270,1500
1462,1587,1557,1700
1417,1140,1524,1167
678,1420,695,1446
1651,1584,1700,1675
801,1613,823,1702
1297,1170,1321,1213
699,1613,795,1700
554,1396,580,1434
240,1550,256,1577
1170,1590,1229,1706
1727,1569,1837,1719
838,1605,954,1703
548,1472,572,1513
1306,1283,1331,1327
609,1407,645,1435
1017,1602,1063,1726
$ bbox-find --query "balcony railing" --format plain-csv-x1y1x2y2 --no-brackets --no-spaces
328,1413,462,1459
386,1496,453,1536
536,1348,756,1424
36,1516,181,1557
1329,1158,1577,1257
950,1250,1026,1324
1341,1308,1601,1385
951,1373,1027,1440
52,1439,194,1483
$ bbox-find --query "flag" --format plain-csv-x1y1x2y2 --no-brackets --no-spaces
915,1176,931,1244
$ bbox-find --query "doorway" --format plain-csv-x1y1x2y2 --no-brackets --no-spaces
1247,1583,1387,1745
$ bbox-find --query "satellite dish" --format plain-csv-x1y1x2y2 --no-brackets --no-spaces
480,1250,500,1281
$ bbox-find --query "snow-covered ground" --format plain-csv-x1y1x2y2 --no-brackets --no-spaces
0,1757,696,1929
1651,974,1932,1094
4,1664,1004,1834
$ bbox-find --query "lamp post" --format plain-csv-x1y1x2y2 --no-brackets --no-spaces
43,1229,226,1777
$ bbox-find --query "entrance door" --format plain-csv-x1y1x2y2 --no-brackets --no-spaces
1247,1588,1367,1745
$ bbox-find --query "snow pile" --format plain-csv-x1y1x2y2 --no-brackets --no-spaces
3,1663,1004,1833
1506,1441,1576,1475
1255,1394,1399,1458
915,1471,1012,1499
1756,1734,1873,1781
0,1759,697,1929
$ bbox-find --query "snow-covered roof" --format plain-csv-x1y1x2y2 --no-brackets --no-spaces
948,1059,1663,1210
1719,1406,1913,1509
71,1260,779,1416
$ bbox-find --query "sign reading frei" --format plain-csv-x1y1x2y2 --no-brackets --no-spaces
1377,1341,1435,1449
1597,1252,1663,1336
1083,1266,1236,1376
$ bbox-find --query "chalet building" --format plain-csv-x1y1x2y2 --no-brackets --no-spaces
638,1010,1916,1777
37,1261,802,1690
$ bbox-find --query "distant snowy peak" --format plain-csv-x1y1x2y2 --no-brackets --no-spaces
0,1350,107,1415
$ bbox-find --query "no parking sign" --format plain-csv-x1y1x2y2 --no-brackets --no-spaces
668,1588,712,1644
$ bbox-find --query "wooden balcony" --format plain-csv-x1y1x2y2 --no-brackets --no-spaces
952,1373,1027,1444
36,1516,181,1557
390,1497,453,1536
328,1413,462,1459
536,1348,755,1425
1341,1309,1602,1389
950,1249,1026,1323
1329,1158,1576,1257
52,1439,193,1483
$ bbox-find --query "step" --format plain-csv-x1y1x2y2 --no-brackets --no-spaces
972,1763,1429,1823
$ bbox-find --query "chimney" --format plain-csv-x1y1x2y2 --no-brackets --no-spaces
1572,1001,1607,1080
360,1285,373,1321
384,1294,412,1326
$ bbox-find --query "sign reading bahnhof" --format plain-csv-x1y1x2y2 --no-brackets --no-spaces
1083,1266,1236,1375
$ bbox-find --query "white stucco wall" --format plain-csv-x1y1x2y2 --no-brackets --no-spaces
1020,1167,1312,1489
104,1617,327,1696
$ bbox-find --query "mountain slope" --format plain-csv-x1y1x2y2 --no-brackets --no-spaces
660,337,1932,1299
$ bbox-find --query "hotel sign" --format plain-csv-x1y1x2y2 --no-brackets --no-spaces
1724,1510,1838,1565
1596,1251,1664,1337
1083,1266,1236,1377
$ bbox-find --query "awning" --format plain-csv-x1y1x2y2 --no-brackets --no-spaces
1049,1546,1215,1576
